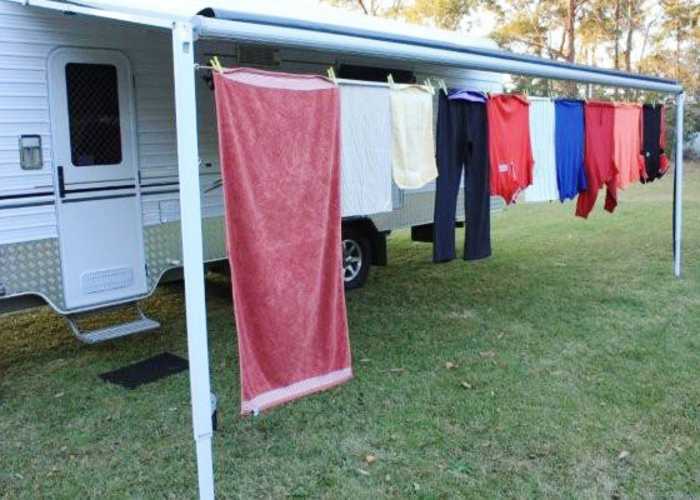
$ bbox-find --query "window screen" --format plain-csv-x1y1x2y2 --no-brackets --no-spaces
65,63,122,166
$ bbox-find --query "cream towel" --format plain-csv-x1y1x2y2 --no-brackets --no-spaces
390,85,438,189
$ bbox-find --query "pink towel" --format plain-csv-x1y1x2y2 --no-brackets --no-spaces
214,68,352,415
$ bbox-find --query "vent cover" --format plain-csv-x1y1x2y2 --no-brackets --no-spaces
81,267,134,294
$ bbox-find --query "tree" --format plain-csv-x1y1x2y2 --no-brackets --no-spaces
324,0,405,16
658,0,699,80
322,0,700,144
401,0,483,30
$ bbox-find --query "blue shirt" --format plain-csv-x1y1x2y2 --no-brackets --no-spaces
554,99,588,201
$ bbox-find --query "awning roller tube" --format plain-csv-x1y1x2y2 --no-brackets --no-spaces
194,14,682,94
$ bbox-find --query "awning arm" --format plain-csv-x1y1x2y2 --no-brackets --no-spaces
673,92,685,278
172,21,215,499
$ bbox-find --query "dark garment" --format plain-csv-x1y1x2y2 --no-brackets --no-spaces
433,91,491,262
641,104,665,183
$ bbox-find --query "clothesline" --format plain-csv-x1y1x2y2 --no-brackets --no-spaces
198,65,667,215
197,60,670,99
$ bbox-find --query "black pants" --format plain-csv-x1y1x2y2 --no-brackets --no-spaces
433,92,491,262
642,104,663,183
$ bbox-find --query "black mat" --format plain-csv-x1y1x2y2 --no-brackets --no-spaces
99,352,189,389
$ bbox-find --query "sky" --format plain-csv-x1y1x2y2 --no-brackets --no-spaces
78,0,498,39
319,1,499,38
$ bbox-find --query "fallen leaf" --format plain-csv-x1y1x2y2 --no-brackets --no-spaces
388,368,405,373
356,468,370,476
54,392,64,399
413,482,420,492
460,381,473,389
618,450,630,460
364,454,377,465
445,361,457,369
479,351,496,358
360,358,370,363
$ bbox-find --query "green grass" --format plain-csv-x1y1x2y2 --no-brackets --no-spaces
1,164,699,498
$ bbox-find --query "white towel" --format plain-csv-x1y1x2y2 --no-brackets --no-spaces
340,83,393,216
390,85,438,189
524,97,559,203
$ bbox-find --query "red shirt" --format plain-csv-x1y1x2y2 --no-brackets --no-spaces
487,94,534,204
576,101,618,218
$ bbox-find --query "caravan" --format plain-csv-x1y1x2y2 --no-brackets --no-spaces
0,0,504,342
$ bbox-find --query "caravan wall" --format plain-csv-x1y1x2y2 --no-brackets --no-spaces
0,2,503,314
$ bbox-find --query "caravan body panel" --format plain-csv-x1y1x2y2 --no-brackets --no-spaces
0,1,503,314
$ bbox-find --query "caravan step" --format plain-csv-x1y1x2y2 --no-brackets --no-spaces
66,306,160,344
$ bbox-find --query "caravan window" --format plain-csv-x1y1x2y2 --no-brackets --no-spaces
65,63,122,167
337,64,415,84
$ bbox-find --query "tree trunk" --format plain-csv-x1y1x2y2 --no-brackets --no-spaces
614,0,621,69
567,0,576,62
624,4,634,72
558,31,567,61
639,19,656,70
676,30,681,80
566,0,577,95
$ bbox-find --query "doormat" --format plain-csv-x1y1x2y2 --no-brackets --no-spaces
99,352,188,389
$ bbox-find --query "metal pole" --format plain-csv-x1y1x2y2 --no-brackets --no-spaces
673,91,685,278
172,21,215,499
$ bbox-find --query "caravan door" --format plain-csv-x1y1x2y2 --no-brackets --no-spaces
49,48,147,310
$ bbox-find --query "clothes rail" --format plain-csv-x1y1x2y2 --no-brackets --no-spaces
194,63,439,90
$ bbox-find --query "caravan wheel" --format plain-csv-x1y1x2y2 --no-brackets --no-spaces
342,232,371,290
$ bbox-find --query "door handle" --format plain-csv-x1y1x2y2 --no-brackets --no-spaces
57,165,66,198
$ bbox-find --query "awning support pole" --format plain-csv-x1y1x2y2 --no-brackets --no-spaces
673,92,685,278
172,21,215,499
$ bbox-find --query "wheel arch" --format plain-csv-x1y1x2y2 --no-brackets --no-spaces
341,217,388,266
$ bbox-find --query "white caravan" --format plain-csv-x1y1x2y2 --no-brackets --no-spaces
0,0,504,342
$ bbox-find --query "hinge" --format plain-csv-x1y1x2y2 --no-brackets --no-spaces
144,264,150,278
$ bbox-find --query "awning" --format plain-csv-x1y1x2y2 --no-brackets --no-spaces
194,8,682,94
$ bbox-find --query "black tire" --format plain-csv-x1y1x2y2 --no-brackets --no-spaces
342,229,372,290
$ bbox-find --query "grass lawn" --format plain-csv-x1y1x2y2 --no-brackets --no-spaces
1,164,699,499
